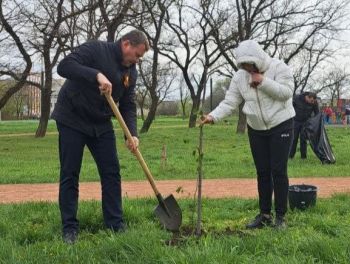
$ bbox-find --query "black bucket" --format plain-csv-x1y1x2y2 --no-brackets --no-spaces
288,184,317,210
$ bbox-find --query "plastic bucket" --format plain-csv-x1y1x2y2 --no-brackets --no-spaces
288,184,317,210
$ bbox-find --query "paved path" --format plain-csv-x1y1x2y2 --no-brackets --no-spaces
1,177,350,204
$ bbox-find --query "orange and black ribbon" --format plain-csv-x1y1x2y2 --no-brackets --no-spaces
122,73,130,89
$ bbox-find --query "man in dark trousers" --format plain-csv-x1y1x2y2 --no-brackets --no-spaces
51,30,149,244
289,92,319,159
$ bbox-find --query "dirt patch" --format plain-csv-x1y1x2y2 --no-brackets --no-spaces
165,225,251,246
0,177,350,204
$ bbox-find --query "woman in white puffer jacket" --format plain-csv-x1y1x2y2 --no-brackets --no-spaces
202,40,295,229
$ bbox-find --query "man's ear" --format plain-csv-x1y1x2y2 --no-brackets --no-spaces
121,40,130,50
124,40,131,48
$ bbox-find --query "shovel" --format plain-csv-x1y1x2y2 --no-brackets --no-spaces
105,94,182,232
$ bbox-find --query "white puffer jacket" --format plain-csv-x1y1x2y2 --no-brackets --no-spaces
210,40,295,130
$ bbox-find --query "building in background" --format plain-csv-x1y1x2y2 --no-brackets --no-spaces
22,73,41,118
0,73,65,120
50,79,65,114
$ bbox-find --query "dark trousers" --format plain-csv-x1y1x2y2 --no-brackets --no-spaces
248,120,293,216
57,122,123,233
289,120,307,158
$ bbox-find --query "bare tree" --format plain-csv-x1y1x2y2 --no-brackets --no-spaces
317,67,350,106
60,0,100,51
133,0,175,133
160,0,222,128
292,36,335,94
98,0,134,42
138,58,176,132
135,79,149,121
0,0,32,110
12,88,26,119
179,76,190,119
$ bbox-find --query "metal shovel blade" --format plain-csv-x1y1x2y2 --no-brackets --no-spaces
154,194,182,232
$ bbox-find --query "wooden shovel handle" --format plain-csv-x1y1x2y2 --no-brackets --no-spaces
105,94,160,196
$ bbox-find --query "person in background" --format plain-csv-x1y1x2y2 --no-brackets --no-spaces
289,92,319,159
51,30,149,244
323,106,333,124
201,40,295,230
335,110,342,124
345,106,350,125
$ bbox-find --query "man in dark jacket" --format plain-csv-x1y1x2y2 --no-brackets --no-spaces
289,92,319,159
51,30,149,244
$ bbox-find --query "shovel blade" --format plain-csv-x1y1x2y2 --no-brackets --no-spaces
154,194,182,232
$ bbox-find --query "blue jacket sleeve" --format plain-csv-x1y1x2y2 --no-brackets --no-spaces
57,41,101,84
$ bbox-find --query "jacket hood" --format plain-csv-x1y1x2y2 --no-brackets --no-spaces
235,40,271,73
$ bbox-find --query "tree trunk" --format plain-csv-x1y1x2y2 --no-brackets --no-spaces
35,72,52,138
140,99,158,133
106,27,116,42
189,96,200,128
236,101,247,134
181,103,186,120
140,104,145,121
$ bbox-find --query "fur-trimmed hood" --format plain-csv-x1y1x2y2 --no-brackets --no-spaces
235,40,272,73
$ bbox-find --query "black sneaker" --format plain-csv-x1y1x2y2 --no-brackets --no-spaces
246,213,273,229
62,230,78,244
275,215,287,230
108,223,127,233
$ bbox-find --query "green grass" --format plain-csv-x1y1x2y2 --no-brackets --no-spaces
0,117,187,135
0,195,350,263
0,120,58,134
1,118,350,184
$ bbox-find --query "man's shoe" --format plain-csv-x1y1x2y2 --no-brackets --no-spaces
108,223,127,233
246,213,273,229
62,230,78,244
275,215,287,230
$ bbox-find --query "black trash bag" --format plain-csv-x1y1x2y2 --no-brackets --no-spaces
303,113,336,164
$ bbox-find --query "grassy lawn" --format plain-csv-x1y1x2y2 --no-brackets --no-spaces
1,118,349,263
0,195,349,263
1,117,350,184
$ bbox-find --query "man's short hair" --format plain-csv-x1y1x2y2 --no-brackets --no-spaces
120,30,150,51
305,92,317,99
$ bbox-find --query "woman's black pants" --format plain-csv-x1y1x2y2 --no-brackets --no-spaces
247,119,293,216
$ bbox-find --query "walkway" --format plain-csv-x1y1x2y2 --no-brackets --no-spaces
1,177,350,204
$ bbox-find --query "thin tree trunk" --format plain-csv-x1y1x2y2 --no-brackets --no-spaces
140,104,145,121
140,99,158,133
189,97,200,128
181,103,186,120
35,88,51,137
35,72,51,138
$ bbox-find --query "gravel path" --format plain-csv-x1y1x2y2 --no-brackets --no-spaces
1,177,349,204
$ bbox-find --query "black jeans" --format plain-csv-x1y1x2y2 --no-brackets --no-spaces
248,119,293,216
57,122,123,233
289,120,307,158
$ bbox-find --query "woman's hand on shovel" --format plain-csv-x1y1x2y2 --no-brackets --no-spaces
126,136,139,154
